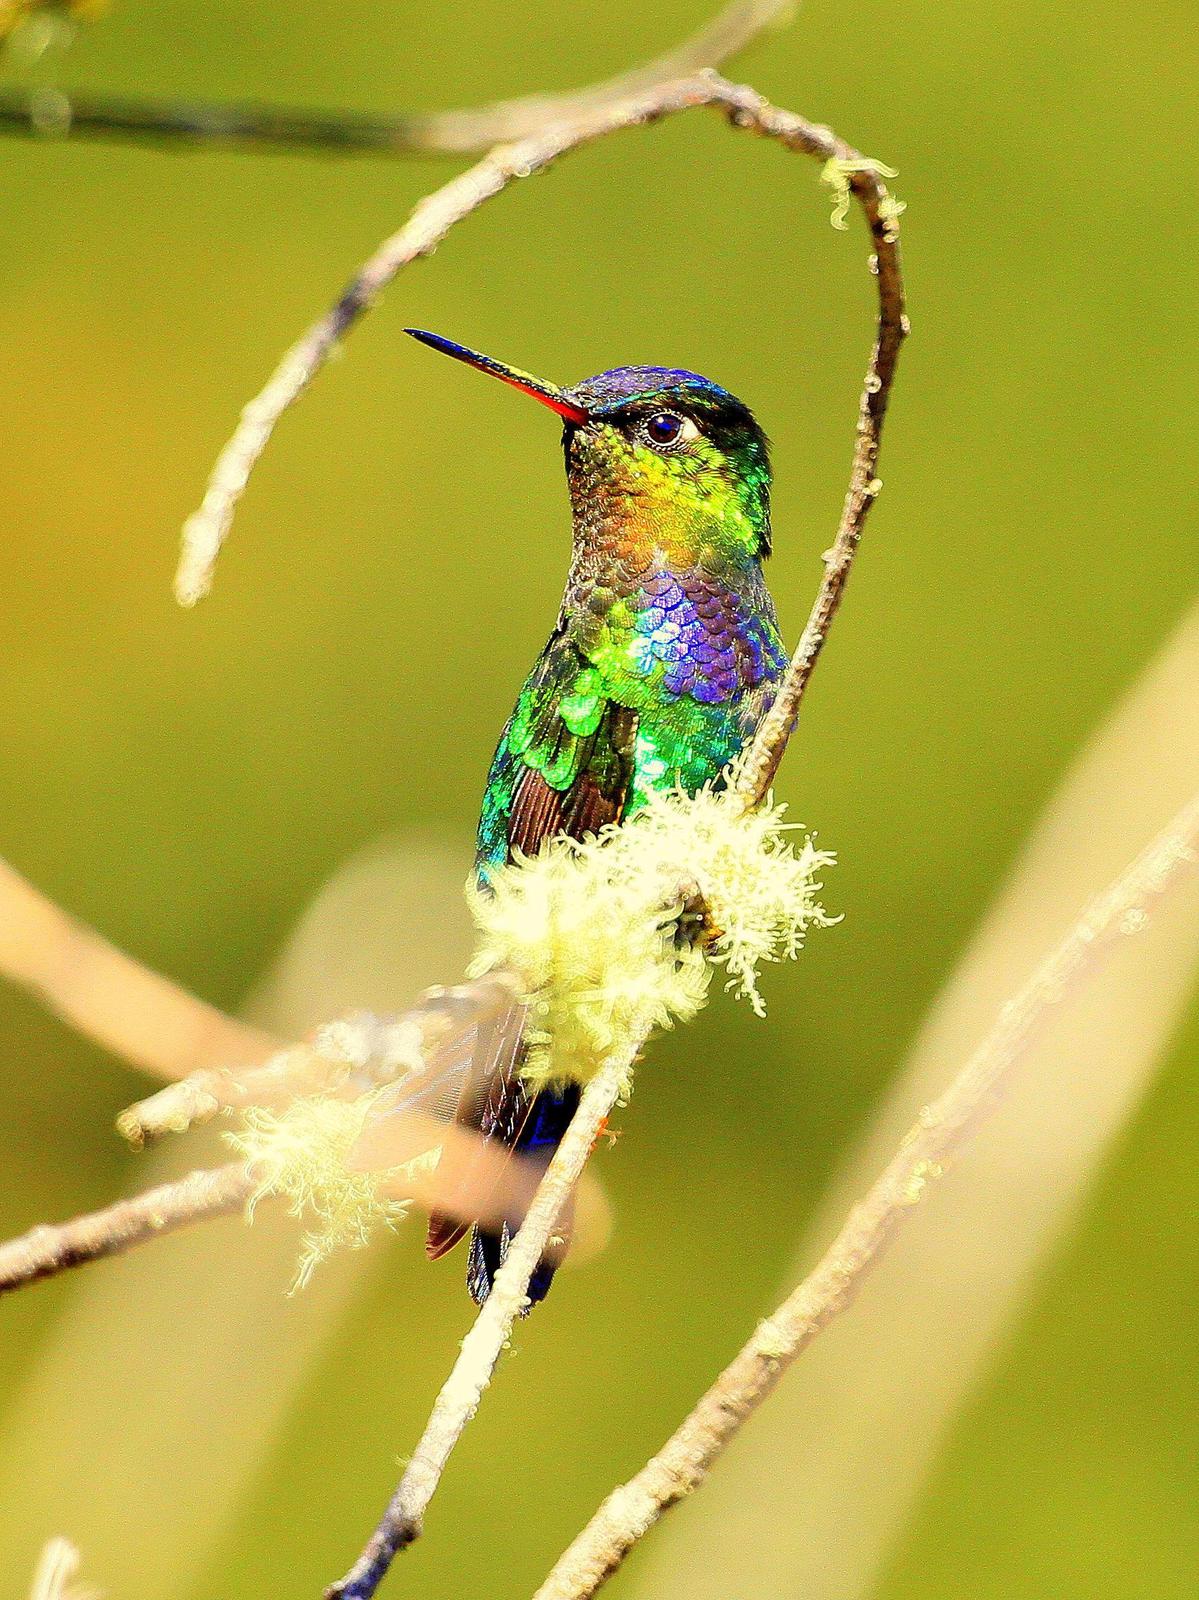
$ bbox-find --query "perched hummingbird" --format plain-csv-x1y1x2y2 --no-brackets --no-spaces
405,329,788,1306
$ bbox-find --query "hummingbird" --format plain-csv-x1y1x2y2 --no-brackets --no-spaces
405,328,788,1306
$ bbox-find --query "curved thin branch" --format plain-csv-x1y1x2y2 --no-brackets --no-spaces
530,791,1199,1600
0,1,794,157
0,1162,253,1295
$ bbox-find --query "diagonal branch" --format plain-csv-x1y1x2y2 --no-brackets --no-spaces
324,1058,633,1600
530,790,1199,1600
117,972,520,1146
0,1,794,157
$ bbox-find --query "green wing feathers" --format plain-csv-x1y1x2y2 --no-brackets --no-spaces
476,629,637,873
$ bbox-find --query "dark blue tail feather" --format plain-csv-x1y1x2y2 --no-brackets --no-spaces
466,1082,581,1309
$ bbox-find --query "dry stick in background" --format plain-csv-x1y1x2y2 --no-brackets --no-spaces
0,0,794,155
320,83,904,1600
532,789,1199,1600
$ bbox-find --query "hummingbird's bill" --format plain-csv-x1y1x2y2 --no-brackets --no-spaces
405,328,590,425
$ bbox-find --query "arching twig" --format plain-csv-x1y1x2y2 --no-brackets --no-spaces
174,73,907,727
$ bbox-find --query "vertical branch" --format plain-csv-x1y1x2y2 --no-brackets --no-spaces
735,136,907,806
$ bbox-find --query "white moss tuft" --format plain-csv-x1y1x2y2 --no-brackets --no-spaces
469,768,837,1089
226,1092,435,1291
230,770,836,1286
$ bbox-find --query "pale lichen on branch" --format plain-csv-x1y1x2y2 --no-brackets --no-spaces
227,1093,429,1292
471,773,836,1088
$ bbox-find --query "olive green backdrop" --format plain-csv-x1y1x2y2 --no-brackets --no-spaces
1,3,1197,1597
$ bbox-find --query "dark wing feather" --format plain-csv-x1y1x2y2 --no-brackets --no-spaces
509,764,566,858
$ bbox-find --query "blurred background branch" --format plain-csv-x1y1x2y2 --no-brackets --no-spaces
0,0,795,155
0,857,278,1082
28,1536,96,1600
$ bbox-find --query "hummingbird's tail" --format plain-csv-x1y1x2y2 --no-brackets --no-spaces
463,1080,581,1307
425,997,581,1308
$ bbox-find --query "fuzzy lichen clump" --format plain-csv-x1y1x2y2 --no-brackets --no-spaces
231,774,834,1284
227,1093,435,1291
469,772,836,1090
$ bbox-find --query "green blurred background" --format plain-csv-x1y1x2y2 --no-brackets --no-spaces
2,3,1197,1596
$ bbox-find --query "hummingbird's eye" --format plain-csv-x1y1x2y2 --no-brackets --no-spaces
643,411,689,449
